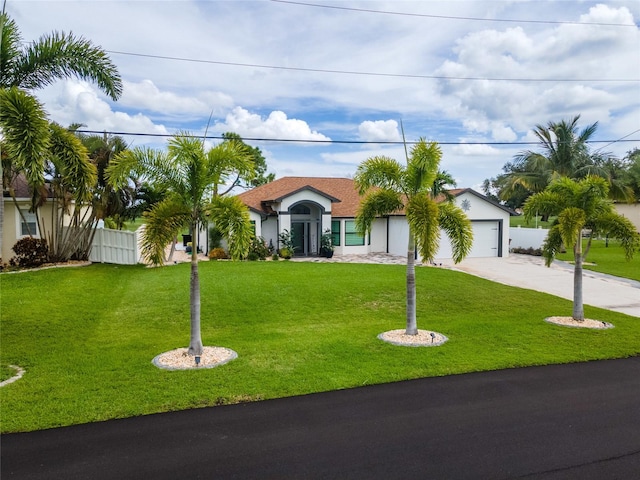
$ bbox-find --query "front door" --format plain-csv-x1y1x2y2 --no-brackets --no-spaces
292,222,306,255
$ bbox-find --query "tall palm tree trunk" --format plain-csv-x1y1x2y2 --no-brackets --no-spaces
188,253,204,355
406,234,418,335
188,223,204,355
573,240,585,321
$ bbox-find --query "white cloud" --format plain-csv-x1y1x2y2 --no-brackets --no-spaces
121,80,234,117
42,81,169,137
451,144,501,156
216,107,330,141
358,120,401,142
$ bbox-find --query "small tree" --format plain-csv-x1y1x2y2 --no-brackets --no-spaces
354,138,473,335
108,133,254,355
523,176,639,321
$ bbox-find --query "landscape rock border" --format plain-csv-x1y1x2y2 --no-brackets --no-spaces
0,365,25,387
152,346,238,370
378,329,449,347
544,316,614,330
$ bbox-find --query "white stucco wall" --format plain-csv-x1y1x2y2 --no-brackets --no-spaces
615,203,640,233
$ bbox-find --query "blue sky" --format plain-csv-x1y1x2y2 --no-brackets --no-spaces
9,0,640,191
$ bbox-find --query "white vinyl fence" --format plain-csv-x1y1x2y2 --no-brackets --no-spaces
509,226,549,250
89,226,142,265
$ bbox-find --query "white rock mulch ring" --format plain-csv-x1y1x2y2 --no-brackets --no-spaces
152,347,237,370
0,365,25,387
378,329,448,347
545,316,614,330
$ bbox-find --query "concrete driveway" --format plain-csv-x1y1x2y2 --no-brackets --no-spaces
438,254,640,318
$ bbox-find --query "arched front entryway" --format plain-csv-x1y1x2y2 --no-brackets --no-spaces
290,202,323,256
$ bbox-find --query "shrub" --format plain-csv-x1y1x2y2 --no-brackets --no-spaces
510,247,542,256
208,247,228,260
248,236,270,261
11,237,49,268
271,253,279,261
279,247,292,260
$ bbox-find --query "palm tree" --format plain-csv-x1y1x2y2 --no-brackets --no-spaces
523,176,639,321
107,133,255,355
500,115,603,209
354,139,473,336
75,129,135,229
0,10,121,255
0,12,121,98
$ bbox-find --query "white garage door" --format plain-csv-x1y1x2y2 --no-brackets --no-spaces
468,221,499,257
435,221,500,259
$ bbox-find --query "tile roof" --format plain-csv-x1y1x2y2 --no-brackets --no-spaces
238,177,363,217
237,178,514,217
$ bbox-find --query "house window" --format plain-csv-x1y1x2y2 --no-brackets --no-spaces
345,220,365,246
250,220,256,235
331,220,340,246
290,204,310,215
20,212,38,237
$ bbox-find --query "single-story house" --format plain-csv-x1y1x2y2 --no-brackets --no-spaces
236,177,514,259
2,176,47,261
1,176,90,262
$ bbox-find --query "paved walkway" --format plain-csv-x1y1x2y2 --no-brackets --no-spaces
3,357,639,479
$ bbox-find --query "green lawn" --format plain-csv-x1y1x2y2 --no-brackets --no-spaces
556,239,640,282
510,215,556,228
2,261,639,433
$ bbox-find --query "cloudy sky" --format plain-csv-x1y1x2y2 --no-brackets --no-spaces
9,0,640,190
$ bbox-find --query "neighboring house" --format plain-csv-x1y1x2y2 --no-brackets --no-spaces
1,175,49,261
237,177,514,259
615,202,640,233
1,176,91,262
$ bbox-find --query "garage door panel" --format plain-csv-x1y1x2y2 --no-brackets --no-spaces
435,221,499,259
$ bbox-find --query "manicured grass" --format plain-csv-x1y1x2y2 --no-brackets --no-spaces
556,239,640,282
2,261,639,433
510,215,556,228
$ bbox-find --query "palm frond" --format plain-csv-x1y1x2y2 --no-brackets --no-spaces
353,156,404,195
437,202,474,264
0,14,23,88
557,207,586,252
0,87,49,186
522,190,563,220
208,196,253,260
542,225,564,266
405,139,441,194
355,189,404,236
13,30,122,99
406,194,440,263
141,197,191,265
48,123,96,202
591,212,639,261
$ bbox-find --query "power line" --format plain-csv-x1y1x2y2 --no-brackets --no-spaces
270,0,638,27
593,128,640,153
106,50,639,83
75,129,640,146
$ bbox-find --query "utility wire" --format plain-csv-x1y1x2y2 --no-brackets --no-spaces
593,128,640,153
270,0,638,27
106,50,638,83
75,129,640,146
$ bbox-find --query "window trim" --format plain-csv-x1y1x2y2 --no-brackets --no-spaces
17,210,39,238
344,220,365,246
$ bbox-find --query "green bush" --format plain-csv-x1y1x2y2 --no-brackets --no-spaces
208,247,228,260
11,237,49,268
248,236,270,260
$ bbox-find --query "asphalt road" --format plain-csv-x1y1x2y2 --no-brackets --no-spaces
3,357,639,479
